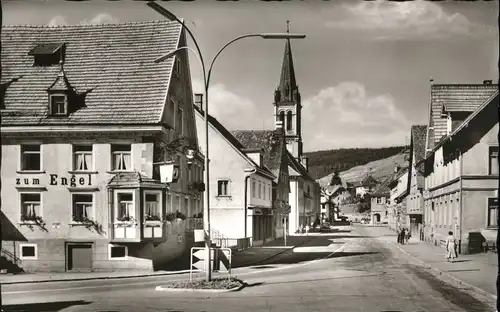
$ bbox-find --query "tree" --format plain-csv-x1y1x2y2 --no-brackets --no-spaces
329,171,342,186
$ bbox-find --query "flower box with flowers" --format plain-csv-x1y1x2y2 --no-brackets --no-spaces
70,216,97,226
20,214,46,226
144,214,162,227
115,216,137,227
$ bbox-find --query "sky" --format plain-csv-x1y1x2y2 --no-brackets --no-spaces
3,0,498,152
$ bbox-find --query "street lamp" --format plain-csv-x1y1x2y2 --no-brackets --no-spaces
148,1,306,282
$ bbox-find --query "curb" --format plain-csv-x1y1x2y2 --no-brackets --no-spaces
0,270,193,285
155,283,245,293
388,240,497,301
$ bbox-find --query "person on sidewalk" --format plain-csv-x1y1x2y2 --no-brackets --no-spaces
400,228,406,245
405,228,411,244
445,231,458,262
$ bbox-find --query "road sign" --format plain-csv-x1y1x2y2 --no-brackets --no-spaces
190,247,232,281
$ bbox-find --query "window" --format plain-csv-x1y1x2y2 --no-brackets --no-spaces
251,179,256,198
217,180,230,196
258,182,262,199
176,107,183,135
21,145,41,171
166,193,172,213
116,193,134,222
263,184,266,200
175,195,181,212
144,193,160,220
20,193,41,222
185,197,190,216
175,58,182,77
50,95,66,116
20,244,38,260
108,244,127,260
487,198,498,228
73,145,93,171
286,111,293,131
111,144,131,171
72,194,93,222
489,146,499,175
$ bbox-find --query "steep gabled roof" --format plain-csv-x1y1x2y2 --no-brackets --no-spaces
373,167,408,196
231,130,285,173
431,90,499,153
411,125,427,165
195,107,274,178
425,83,498,151
277,39,297,103
1,21,182,125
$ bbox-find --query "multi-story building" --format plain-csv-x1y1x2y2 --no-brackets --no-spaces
232,30,320,236
387,167,409,230
422,80,498,253
193,98,276,248
406,125,427,239
370,187,390,225
0,21,204,272
232,121,291,242
353,175,379,197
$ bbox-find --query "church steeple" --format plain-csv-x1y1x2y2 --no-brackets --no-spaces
273,20,303,160
277,20,297,102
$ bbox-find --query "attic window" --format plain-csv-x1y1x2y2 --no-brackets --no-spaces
50,94,67,116
175,58,182,77
28,43,65,66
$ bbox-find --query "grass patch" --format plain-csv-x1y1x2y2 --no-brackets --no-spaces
163,277,245,290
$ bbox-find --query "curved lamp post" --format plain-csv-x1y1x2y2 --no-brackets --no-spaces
147,1,305,282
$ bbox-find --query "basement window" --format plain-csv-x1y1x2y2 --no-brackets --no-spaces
108,245,128,260
28,43,65,66
20,244,38,260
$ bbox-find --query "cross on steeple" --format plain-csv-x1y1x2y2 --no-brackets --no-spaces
286,20,290,33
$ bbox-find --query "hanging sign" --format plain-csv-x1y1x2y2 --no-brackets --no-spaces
160,163,179,183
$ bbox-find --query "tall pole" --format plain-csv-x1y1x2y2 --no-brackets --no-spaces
204,82,211,281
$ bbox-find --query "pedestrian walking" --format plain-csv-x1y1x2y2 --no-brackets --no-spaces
400,228,406,245
405,228,411,244
445,231,458,262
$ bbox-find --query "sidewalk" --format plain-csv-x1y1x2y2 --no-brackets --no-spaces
0,269,192,285
364,225,498,299
231,234,318,267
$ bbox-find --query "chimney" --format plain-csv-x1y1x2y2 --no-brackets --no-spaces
194,93,203,112
394,165,400,173
483,80,493,85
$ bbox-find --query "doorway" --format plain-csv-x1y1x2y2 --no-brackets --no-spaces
66,242,93,272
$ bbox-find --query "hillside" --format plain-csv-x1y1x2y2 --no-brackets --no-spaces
317,151,410,188
304,146,407,180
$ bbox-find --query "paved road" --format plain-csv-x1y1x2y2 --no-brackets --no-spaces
2,226,495,312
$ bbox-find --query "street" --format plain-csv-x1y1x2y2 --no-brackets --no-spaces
2,225,495,312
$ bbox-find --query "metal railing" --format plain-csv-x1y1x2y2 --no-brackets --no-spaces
1,248,22,266
210,228,229,248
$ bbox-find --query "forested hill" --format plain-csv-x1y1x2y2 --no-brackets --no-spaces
304,146,408,180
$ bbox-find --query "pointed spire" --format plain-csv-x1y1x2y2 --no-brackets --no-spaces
277,20,297,102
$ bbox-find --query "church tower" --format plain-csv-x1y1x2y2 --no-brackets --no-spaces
273,21,303,160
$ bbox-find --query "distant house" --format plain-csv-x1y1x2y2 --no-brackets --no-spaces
321,185,346,221
406,125,427,238
0,21,204,272
379,166,409,230
353,175,378,197
370,183,391,225
422,81,498,253
193,100,276,248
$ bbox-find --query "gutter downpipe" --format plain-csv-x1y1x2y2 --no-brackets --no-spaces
458,149,463,254
244,168,257,248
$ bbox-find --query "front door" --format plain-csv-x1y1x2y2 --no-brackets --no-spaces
67,243,93,272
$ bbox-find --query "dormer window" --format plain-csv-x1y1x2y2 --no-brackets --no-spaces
28,43,66,67
50,94,67,116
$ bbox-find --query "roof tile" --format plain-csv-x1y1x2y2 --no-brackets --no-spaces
1,21,181,125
